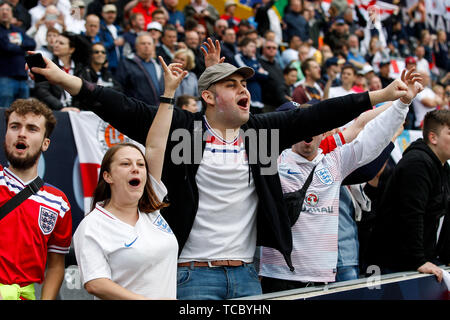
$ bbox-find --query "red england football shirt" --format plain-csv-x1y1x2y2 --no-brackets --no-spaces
0,165,72,286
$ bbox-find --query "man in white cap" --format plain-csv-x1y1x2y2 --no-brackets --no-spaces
30,39,414,300
146,20,162,47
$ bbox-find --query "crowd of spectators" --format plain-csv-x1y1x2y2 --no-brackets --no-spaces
0,0,448,125
0,0,449,296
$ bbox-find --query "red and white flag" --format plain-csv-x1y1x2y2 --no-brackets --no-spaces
320,0,398,21
356,0,399,21
69,112,143,214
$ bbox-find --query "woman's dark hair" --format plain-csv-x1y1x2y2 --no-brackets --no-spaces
60,31,91,65
91,143,169,213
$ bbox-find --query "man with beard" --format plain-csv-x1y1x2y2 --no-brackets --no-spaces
0,99,72,300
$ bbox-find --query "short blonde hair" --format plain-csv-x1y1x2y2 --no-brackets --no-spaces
174,48,195,71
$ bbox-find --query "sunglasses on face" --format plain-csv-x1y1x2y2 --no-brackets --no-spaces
93,50,106,54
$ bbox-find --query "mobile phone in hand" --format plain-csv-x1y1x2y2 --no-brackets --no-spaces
25,53,47,83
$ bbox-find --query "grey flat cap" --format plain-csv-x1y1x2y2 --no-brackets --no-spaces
198,63,254,92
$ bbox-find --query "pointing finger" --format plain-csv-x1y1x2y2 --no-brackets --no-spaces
158,56,169,72
401,69,406,82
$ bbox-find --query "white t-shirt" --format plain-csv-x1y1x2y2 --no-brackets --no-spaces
73,175,178,299
178,117,258,263
328,86,357,129
328,86,355,99
416,57,430,75
413,87,437,128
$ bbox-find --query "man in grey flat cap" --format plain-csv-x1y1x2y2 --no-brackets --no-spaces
29,39,415,300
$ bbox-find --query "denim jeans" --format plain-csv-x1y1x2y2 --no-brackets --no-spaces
176,263,262,300
0,77,29,108
335,265,359,282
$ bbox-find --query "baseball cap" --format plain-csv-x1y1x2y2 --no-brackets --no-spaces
225,0,237,9
72,0,85,8
198,63,254,92
357,64,374,76
147,21,163,32
325,57,338,68
102,4,117,13
405,56,417,64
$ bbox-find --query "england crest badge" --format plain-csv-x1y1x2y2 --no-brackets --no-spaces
153,214,173,234
316,167,334,185
39,206,58,235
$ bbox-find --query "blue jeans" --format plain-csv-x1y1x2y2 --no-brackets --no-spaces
0,77,30,108
177,263,262,300
335,265,359,282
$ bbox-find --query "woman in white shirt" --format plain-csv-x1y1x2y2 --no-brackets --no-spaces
73,57,187,300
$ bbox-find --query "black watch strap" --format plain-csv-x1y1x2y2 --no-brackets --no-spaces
159,96,176,105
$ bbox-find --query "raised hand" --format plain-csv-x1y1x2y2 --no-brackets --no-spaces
381,67,422,104
26,51,83,96
159,56,188,97
399,67,423,104
26,51,66,85
200,38,225,68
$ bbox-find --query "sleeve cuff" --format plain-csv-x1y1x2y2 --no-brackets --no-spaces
394,99,411,109
76,79,97,99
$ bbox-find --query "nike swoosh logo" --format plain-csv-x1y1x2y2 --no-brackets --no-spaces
287,169,301,174
124,236,138,247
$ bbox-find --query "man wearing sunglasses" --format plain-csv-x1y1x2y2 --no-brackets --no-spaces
79,42,122,96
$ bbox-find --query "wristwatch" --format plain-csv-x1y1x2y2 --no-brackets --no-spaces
159,96,175,105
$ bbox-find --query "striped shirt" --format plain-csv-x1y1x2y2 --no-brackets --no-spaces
260,99,409,282
179,116,258,263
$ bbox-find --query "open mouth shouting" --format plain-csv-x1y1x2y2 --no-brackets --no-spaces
128,178,141,188
14,141,28,154
237,97,249,110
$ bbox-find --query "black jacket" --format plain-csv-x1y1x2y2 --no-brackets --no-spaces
189,46,206,79
221,41,238,66
115,54,164,106
78,65,122,93
369,139,450,271
76,80,372,270
155,44,173,65
255,0,275,37
258,56,289,110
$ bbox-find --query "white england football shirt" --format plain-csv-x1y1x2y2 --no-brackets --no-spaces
259,99,409,282
73,175,178,299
